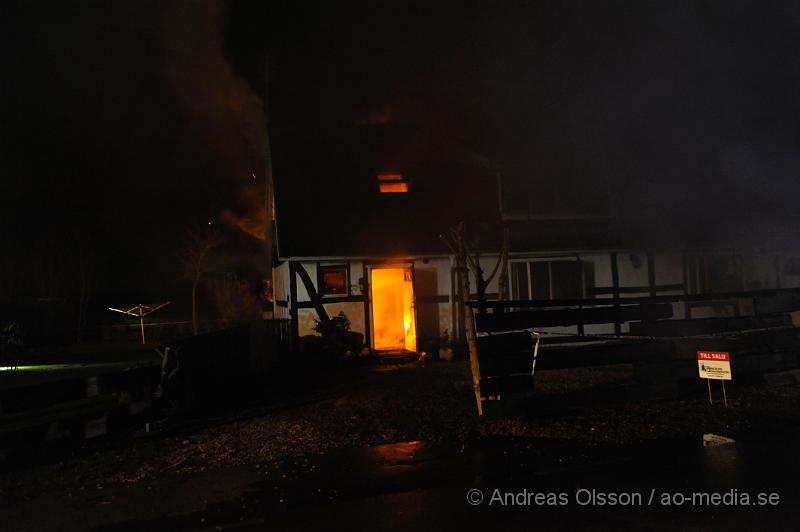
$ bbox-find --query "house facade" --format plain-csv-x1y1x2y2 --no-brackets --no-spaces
273,247,800,353
270,126,800,353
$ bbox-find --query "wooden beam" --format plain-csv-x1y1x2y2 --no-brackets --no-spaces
294,263,330,322
363,263,371,350
289,262,299,344
577,254,585,336
647,252,656,297
589,284,684,296
610,252,621,335
474,303,673,333
295,295,366,307
682,252,691,319
629,314,791,337
417,294,451,304
466,287,800,309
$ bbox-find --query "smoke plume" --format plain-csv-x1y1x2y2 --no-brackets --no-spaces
156,0,266,240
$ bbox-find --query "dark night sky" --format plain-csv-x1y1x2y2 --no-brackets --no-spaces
3,0,800,298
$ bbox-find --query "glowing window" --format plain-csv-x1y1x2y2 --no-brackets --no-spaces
319,265,348,296
378,173,409,193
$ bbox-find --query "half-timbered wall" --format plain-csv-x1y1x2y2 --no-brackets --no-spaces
293,260,366,338
272,261,290,320
286,258,454,350
278,247,800,350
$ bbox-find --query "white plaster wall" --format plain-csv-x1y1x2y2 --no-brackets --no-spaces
293,257,455,342
671,301,687,320
463,255,503,296
285,248,800,345
653,252,684,286
323,301,366,335
540,325,580,336
583,252,613,292
297,308,318,337
349,261,364,295
742,254,776,290
272,261,290,319
295,261,317,302
583,323,616,335
617,250,649,288
438,302,453,339
482,255,502,295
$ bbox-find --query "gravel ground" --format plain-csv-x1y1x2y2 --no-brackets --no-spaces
3,359,800,506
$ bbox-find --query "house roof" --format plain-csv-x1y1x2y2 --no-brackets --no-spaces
272,124,800,258
273,124,501,258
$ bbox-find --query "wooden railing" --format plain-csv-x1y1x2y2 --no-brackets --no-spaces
466,287,800,414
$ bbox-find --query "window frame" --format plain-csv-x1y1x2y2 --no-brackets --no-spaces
377,173,410,193
318,263,350,297
509,257,586,301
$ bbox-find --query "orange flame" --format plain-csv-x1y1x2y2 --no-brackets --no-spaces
371,268,416,351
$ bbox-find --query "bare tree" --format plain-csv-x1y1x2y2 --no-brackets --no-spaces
463,226,510,307
495,227,511,302
440,223,510,415
440,223,482,414
180,225,223,335
212,273,262,325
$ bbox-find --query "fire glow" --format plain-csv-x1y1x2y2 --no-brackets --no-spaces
371,267,416,351
378,173,409,193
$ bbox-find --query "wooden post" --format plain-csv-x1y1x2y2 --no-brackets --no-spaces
496,227,510,304
138,305,146,344
610,252,620,336
647,251,656,297
289,262,299,346
577,254,585,336
457,236,483,416
362,263,371,350
721,380,728,407
439,222,505,416
460,267,483,416
682,252,691,319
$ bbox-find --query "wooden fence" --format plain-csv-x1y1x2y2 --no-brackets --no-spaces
156,319,292,410
467,287,800,414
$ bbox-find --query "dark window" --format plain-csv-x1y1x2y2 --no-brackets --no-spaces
550,261,582,299
319,265,348,296
510,260,586,300
687,254,742,293
531,262,551,299
511,262,529,300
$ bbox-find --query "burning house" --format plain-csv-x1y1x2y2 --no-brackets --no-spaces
270,125,800,354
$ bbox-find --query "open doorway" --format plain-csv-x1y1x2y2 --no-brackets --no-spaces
370,266,417,352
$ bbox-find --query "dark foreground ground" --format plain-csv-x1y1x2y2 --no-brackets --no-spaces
2,358,800,531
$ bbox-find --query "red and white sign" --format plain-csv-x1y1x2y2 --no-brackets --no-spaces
697,351,732,381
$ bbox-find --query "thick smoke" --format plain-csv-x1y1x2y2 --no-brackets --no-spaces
156,0,266,240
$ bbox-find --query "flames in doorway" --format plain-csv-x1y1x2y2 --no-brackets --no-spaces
371,268,416,352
